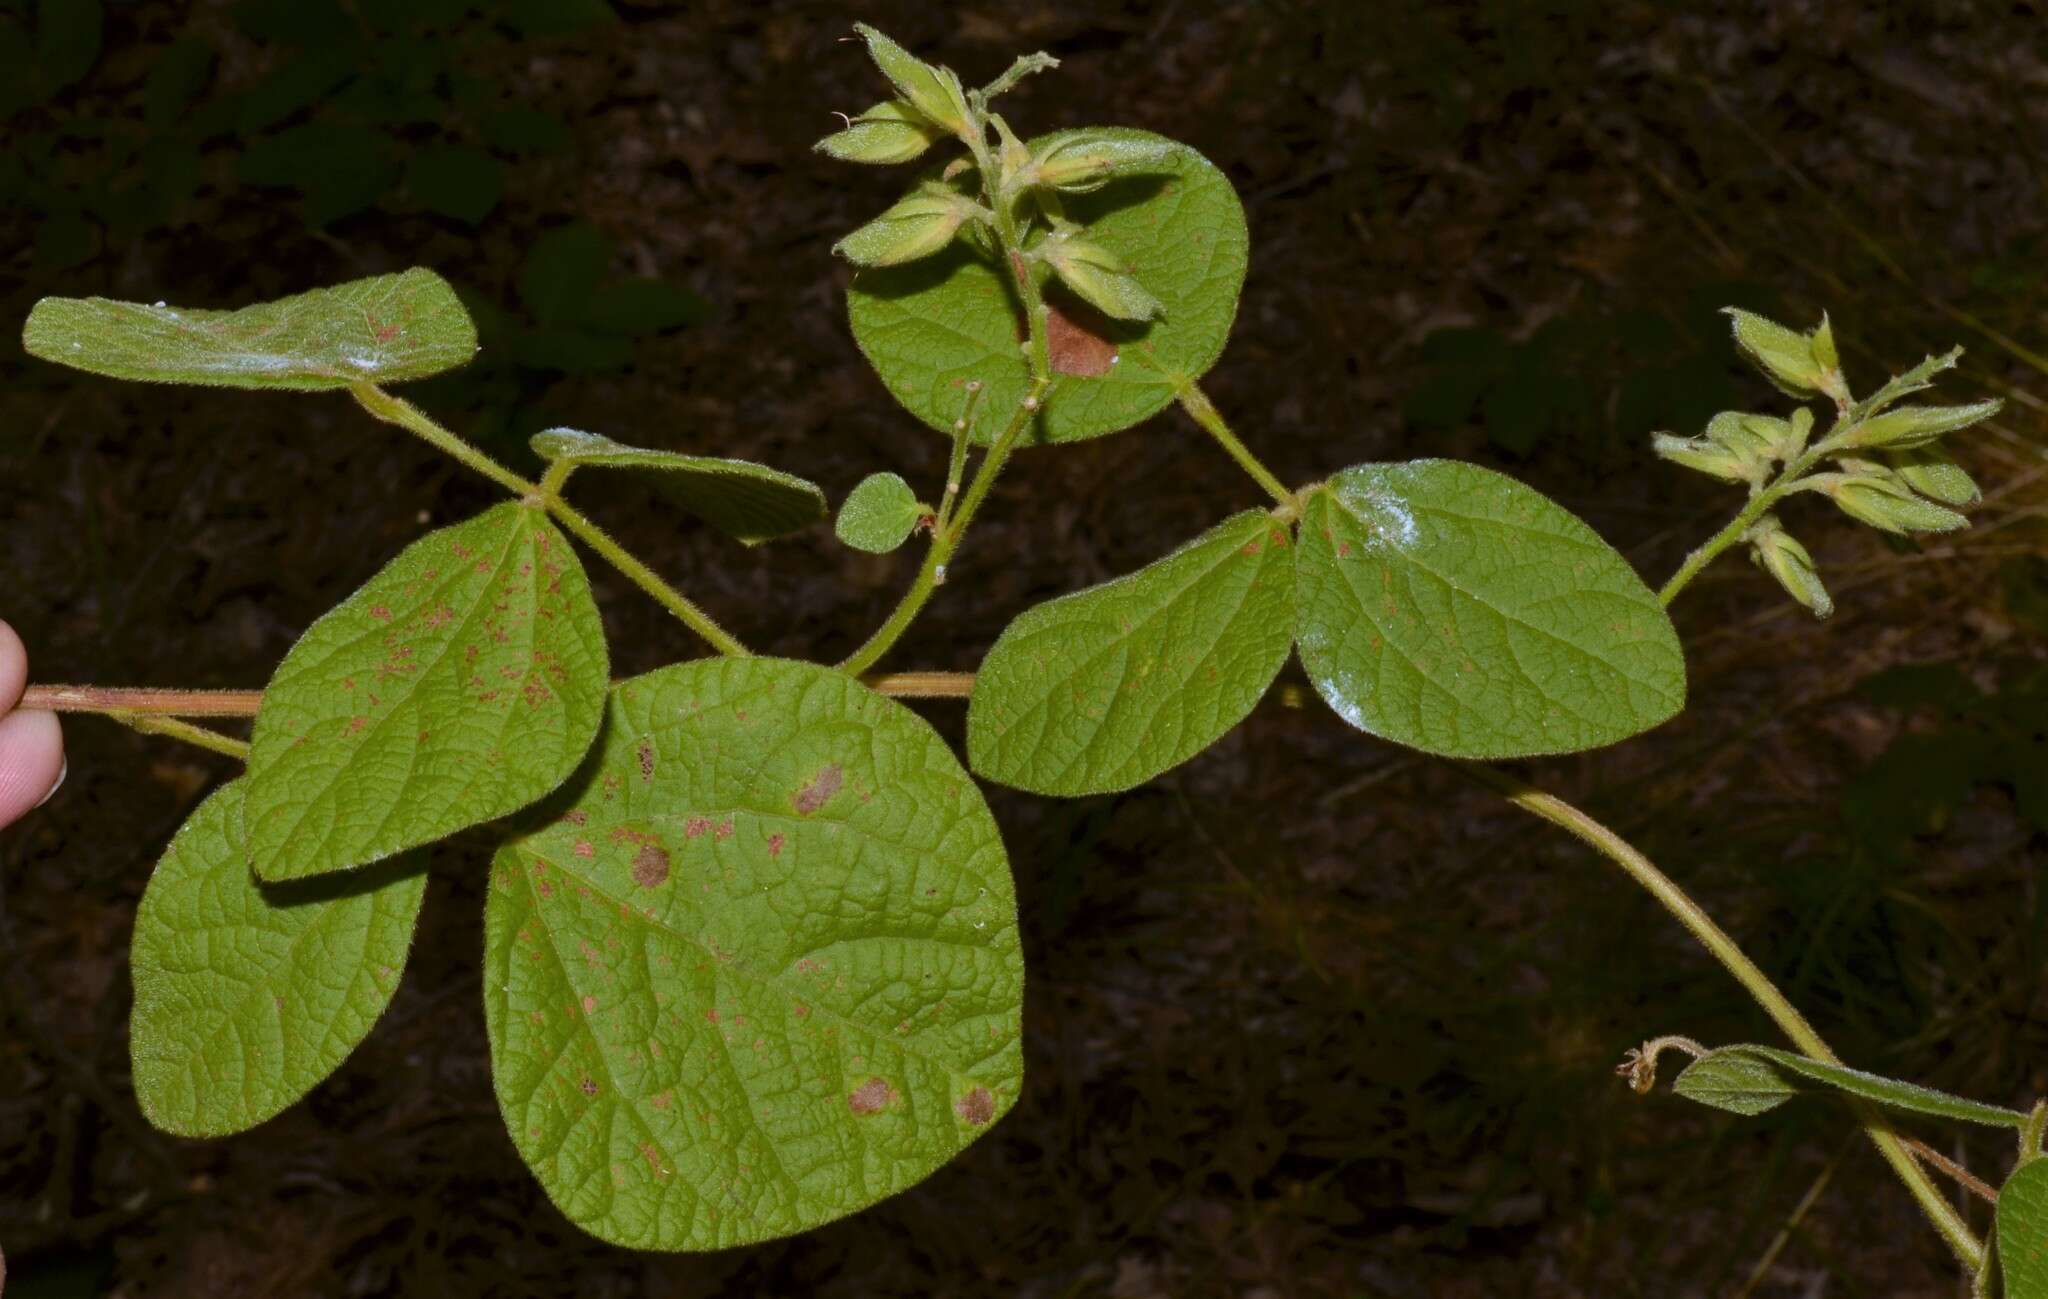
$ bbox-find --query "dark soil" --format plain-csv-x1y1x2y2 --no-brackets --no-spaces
3,2,2046,1296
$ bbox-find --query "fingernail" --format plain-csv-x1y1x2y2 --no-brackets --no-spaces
34,757,66,809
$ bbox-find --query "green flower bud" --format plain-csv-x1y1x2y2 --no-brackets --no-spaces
1888,446,1981,507
815,99,948,165
1652,431,1758,484
1747,516,1832,619
1040,236,1164,321
1823,470,1969,535
1026,131,1177,193
1724,307,1838,399
852,24,972,139
1845,398,2001,451
833,187,977,267
1703,410,1776,461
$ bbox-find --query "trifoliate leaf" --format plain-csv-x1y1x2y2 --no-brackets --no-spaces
244,502,609,881
834,471,923,553
22,268,477,390
847,128,1247,445
130,780,427,1136
531,428,825,546
969,510,1293,795
1295,461,1685,759
483,658,1023,1250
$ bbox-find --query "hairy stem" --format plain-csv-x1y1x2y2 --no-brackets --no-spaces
1177,382,1293,508
836,380,1047,677
1461,762,1984,1272
24,674,979,717
349,383,749,657
1658,421,1847,606
105,712,249,761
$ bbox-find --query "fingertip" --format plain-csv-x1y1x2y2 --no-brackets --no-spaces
0,619,25,711
0,709,65,829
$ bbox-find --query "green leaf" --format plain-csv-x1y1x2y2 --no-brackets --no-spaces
1675,1044,2026,1127
23,268,478,390
404,144,505,225
833,186,974,267
1294,461,1685,759
129,781,427,1137
531,428,825,546
1671,1048,1797,1117
483,658,1022,1250
834,472,923,554
244,502,609,881
1860,346,1962,418
2001,1159,2048,1299
969,510,1294,795
847,128,1247,445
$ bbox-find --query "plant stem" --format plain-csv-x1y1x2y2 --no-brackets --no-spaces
838,115,1056,679
105,712,249,761
1460,761,1985,1272
1176,382,1293,508
836,380,1046,677
349,383,749,657
24,674,981,717
21,686,263,715
1658,426,1845,606
536,458,577,501
544,499,751,657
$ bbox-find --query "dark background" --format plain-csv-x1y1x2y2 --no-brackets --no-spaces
3,1,2047,1295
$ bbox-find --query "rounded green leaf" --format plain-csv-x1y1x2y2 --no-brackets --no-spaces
130,780,428,1137
969,510,1294,795
1295,460,1685,759
834,471,923,553
531,428,826,546
483,658,1022,1250
846,128,1247,446
22,268,478,390
244,502,609,881
1671,1048,1796,1117
2001,1159,2048,1298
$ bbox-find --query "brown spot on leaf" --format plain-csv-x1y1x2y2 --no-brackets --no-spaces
636,739,655,782
685,816,711,838
369,604,392,621
582,995,597,1013
793,764,843,815
580,1077,599,1097
639,1142,669,1177
573,840,594,858
650,1089,673,1110
767,833,784,857
954,1087,995,1125
846,1076,897,1115
631,845,671,888
1045,299,1118,377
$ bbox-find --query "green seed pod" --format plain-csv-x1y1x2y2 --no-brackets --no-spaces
833,188,975,267
1748,516,1832,619
1847,399,2002,451
1888,446,1981,507
1724,307,1832,398
1652,431,1758,484
1825,471,1969,535
1027,131,1177,193
852,24,972,138
1040,237,1164,321
815,100,948,165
